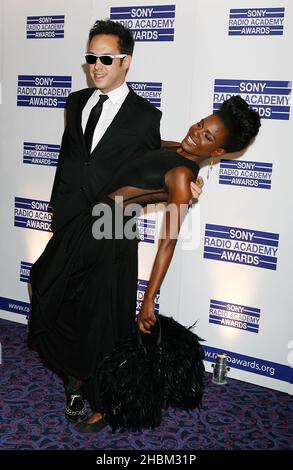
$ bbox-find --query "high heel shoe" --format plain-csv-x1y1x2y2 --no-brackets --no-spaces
75,417,106,433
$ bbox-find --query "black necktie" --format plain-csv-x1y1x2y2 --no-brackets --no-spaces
84,94,109,153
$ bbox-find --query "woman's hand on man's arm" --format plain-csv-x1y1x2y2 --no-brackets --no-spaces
189,176,204,204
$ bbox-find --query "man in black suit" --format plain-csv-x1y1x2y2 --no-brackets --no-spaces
48,20,203,432
47,20,163,431
49,20,162,234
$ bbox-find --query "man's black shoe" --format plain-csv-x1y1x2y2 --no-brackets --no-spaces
65,393,87,423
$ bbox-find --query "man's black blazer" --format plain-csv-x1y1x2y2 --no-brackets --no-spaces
49,87,162,232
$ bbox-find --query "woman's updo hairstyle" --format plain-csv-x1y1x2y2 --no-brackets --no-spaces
216,95,261,152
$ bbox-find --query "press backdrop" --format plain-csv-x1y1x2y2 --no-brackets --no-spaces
0,0,292,394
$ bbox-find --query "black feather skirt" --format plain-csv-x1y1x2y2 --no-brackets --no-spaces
97,314,205,432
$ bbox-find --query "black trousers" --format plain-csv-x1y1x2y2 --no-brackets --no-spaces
30,196,139,413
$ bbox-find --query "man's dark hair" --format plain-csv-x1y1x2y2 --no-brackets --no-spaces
89,19,134,55
216,95,261,152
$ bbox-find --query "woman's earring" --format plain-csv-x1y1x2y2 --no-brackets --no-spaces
207,158,214,180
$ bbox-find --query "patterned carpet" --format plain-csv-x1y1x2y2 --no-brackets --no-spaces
0,318,292,450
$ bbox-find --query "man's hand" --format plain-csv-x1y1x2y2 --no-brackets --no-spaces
189,176,204,204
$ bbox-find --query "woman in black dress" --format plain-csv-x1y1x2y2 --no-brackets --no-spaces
28,96,261,431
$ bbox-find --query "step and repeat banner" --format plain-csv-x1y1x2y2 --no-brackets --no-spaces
0,0,292,394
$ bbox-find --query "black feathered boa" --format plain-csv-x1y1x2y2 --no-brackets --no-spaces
97,314,205,432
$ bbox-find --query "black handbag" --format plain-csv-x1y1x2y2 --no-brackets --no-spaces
97,314,205,432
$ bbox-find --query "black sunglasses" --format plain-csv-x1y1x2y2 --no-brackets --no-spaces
85,53,127,66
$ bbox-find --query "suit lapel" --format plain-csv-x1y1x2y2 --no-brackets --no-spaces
75,88,96,157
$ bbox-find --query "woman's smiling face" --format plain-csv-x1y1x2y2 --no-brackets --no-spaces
181,114,229,158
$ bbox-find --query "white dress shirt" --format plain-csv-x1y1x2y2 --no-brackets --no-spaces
82,82,130,153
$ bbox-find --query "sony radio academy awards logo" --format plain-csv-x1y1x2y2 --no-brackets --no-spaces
127,82,162,107
136,217,156,244
209,299,260,333
17,75,71,108
219,159,273,190
110,4,176,41
204,224,279,271
14,197,52,232
136,279,160,315
26,15,65,39
213,79,291,120
229,7,285,36
23,142,60,167
20,261,33,283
